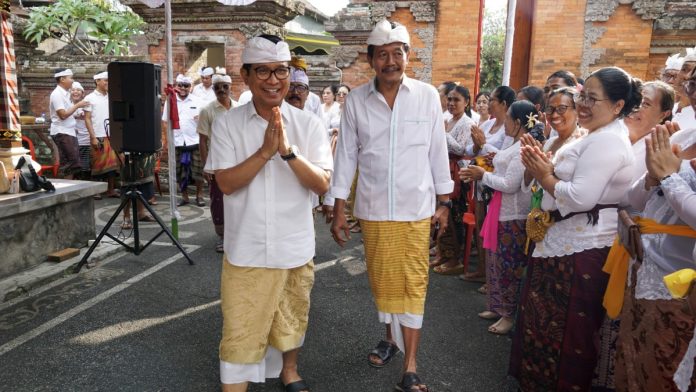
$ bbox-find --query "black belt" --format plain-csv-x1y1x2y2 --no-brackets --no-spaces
550,204,618,226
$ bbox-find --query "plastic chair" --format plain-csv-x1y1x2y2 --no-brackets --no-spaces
22,135,59,177
461,180,477,272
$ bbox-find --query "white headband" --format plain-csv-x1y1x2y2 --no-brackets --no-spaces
290,67,309,86
54,69,73,78
212,74,232,84
215,66,227,75
93,71,108,80
241,36,291,64
367,19,410,47
71,81,84,91
175,74,192,84
200,67,214,77
684,46,696,62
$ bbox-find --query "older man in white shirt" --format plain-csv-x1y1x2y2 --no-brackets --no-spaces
329,20,453,392
49,68,89,179
192,66,216,103
162,74,205,206
197,74,237,253
207,35,332,392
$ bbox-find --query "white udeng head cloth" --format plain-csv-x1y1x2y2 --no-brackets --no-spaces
215,66,227,75
684,46,696,62
93,71,108,80
289,67,309,86
71,81,84,91
241,36,291,64
54,69,73,78
366,19,410,47
176,74,193,84
200,67,214,77
212,74,232,84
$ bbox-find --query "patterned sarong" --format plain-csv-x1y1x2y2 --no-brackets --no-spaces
509,247,611,392
360,219,431,315
90,137,118,177
486,219,527,318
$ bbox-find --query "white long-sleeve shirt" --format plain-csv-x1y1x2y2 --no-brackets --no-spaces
481,141,530,221
533,119,635,257
329,76,454,221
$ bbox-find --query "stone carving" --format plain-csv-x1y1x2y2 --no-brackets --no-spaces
580,22,607,77
415,27,434,47
410,2,436,22
330,45,360,68
413,25,434,83
412,65,432,83
631,0,666,20
238,23,286,39
370,2,396,23
144,24,165,46
585,0,620,22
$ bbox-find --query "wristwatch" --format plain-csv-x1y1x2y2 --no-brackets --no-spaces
281,145,299,161
438,200,453,209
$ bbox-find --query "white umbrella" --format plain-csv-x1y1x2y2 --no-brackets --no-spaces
136,0,257,237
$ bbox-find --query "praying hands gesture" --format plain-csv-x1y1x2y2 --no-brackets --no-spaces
644,125,682,188
471,124,486,151
520,144,556,196
520,134,543,186
259,106,291,159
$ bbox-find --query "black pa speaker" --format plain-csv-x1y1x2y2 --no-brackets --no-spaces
108,62,162,152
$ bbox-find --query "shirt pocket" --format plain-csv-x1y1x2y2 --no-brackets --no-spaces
401,118,430,146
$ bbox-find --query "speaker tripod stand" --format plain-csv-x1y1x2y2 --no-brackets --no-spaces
74,184,194,273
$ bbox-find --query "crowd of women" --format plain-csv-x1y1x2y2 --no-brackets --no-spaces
411,51,696,391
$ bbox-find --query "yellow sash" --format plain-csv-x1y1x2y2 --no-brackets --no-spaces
602,217,696,318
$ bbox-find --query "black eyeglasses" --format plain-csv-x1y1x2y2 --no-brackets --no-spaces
288,84,308,93
544,104,573,115
573,92,609,108
177,83,191,88
252,66,290,81
213,84,230,91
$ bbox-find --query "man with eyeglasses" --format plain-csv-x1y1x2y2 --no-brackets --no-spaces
198,73,237,253
207,34,332,392
192,66,216,103
673,46,696,131
284,67,310,111
161,74,205,206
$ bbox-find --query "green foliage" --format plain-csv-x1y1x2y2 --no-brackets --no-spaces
479,7,506,92
22,0,145,56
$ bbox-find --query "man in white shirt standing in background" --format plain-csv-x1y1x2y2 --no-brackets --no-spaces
207,34,332,392
49,68,89,179
162,74,205,206
329,20,452,392
192,66,216,104
84,71,119,197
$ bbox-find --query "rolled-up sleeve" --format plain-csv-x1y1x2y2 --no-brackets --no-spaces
208,113,237,171
329,94,359,200
429,100,454,195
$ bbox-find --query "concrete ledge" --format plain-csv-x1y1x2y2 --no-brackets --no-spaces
0,180,106,279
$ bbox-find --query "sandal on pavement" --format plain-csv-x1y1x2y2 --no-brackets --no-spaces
138,215,155,222
121,219,133,230
177,199,190,207
283,379,310,392
478,310,499,320
215,239,224,253
433,263,464,276
477,284,488,295
195,197,206,207
488,319,514,335
395,372,429,392
368,340,399,368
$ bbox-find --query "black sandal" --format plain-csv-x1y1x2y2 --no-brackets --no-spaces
283,379,309,392
395,372,429,392
368,340,399,368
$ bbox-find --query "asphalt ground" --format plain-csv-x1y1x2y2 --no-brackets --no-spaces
0,195,518,392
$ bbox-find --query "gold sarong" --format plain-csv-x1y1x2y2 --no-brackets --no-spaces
219,258,314,363
360,219,431,315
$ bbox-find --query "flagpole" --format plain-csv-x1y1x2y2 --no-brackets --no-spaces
165,0,180,237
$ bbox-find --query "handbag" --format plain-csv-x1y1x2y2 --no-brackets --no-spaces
617,209,643,261
14,155,55,193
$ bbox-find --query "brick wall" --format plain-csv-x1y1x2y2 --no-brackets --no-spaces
527,0,586,87
432,0,481,90
589,4,653,80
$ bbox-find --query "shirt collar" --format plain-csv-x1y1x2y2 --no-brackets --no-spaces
245,99,291,123
367,74,413,96
214,98,234,109
177,94,194,103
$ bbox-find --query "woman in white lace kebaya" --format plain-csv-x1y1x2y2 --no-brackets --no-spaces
432,85,475,275
459,100,536,335
510,67,642,392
